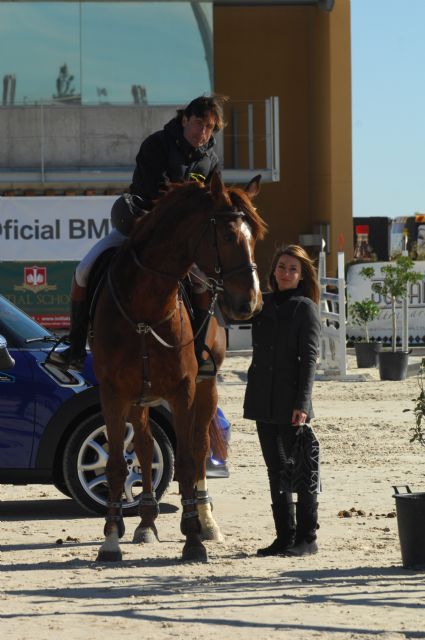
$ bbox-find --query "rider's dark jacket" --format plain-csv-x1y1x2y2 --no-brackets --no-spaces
129,117,220,205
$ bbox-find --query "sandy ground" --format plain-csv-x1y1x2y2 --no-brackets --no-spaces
1,353,425,640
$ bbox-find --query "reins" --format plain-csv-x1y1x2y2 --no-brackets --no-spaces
107,267,178,344
107,251,218,350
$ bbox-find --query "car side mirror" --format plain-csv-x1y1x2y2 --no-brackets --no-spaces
0,335,15,370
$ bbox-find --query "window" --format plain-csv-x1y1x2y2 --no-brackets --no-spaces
0,1,213,105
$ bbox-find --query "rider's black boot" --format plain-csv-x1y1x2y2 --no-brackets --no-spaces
47,279,88,372
193,308,216,380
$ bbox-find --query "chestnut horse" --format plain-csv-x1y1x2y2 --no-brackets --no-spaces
91,173,266,562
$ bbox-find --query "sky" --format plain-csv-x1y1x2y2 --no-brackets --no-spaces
351,0,425,219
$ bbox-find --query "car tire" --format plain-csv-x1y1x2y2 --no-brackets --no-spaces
62,412,174,516
52,476,72,498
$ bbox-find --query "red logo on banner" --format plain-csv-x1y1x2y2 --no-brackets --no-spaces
25,266,46,287
15,265,57,293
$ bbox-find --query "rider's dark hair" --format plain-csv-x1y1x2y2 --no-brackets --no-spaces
176,94,228,132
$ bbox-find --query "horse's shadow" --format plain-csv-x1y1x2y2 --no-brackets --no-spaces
0,497,178,521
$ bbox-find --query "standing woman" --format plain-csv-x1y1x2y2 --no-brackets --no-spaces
243,244,321,557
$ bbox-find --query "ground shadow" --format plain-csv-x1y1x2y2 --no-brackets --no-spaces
0,497,178,521
2,568,425,636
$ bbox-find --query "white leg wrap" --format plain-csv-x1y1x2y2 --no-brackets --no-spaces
196,479,224,542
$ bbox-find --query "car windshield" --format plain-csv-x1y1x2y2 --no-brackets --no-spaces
0,294,53,348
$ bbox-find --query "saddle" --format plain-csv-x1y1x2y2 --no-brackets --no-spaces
87,247,118,328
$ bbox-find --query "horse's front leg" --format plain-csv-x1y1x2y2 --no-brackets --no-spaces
180,481,208,563
130,405,160,544
171,381,207,563
96,394,128,562
194,380,224,542
196,477,224,542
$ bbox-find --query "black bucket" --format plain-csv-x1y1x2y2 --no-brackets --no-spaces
392,486,425,569
355,342,382,368
378,351,409,381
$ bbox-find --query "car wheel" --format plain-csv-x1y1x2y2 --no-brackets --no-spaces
52,476,72,498
62,412,174,516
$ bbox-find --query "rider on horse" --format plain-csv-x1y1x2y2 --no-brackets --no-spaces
48,94,228,378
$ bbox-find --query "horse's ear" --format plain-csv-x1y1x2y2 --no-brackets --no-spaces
210,171,226,199
245,174,261,199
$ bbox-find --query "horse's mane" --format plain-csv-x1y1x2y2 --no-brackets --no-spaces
127,181,213,251
126,179,267,252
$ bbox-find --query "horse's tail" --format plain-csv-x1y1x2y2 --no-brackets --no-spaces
209,409,230,462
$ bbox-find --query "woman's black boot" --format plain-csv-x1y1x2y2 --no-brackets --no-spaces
284,499,318,557
257,499,296,556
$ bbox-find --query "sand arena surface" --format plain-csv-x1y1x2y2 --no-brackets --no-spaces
1,353,424,640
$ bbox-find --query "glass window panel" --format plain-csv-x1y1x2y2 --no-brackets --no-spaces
0,1,213,106
81,2,212,104
0,2,81,104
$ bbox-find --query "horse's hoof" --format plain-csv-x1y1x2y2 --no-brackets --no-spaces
132,526,158,544
96,549,123,562
182,543,208,563
201,526,224,543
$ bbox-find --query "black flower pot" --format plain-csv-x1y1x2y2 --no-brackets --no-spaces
354,341,382,368
378,350,409,381
393,486,425,569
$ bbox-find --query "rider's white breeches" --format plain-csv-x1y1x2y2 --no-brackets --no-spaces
75,229,127,287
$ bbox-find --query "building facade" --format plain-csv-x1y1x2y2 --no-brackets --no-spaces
0,0,352,277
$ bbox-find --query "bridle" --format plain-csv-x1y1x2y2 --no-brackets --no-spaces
128,208,258,292
191,208,258,291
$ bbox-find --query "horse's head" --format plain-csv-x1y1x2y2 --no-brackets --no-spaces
193,173,267,321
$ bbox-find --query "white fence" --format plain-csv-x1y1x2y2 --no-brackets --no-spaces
318,251,347,377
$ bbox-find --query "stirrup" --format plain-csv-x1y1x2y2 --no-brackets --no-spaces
47,346,86,372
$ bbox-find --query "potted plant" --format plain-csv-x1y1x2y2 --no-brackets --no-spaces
392,360,425,569
348,298,381,367
407,357,425,448
360,256,423,380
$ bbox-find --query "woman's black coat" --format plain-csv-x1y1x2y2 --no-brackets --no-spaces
243,291,321,425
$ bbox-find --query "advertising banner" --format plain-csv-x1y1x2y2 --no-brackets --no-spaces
0,196,116,260
0,262,78,328
347,261,425,344
0,196,118,328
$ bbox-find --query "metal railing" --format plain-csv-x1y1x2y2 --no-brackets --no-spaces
0,98,280,188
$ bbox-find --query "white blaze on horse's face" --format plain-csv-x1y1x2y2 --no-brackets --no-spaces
241,220,261,306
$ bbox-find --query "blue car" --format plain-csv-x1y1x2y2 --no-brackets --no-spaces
0,294,230,515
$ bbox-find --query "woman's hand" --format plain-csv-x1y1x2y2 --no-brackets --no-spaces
291,409,308,426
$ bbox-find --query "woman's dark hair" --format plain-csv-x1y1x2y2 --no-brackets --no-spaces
268,244,320,304
176,94,228,132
